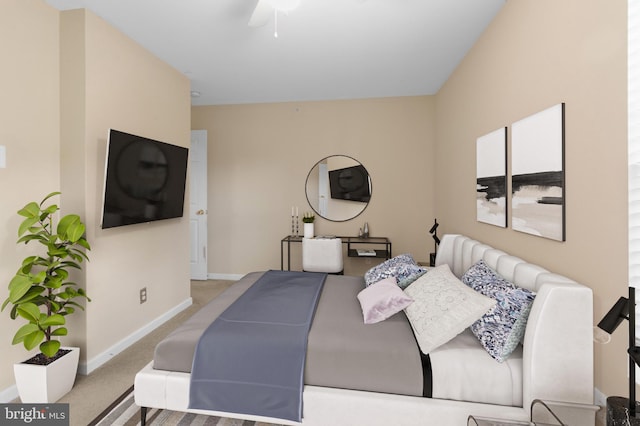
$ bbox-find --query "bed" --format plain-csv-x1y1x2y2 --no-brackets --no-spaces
134,234,597,425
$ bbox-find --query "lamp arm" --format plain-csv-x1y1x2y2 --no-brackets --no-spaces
629,347,640,366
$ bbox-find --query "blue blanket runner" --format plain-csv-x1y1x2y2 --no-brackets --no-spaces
189,270,326,422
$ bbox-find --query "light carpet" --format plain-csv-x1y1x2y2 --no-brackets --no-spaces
91,386,282,426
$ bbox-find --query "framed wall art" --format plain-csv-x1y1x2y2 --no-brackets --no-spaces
511,103,565,241
476,127,507,227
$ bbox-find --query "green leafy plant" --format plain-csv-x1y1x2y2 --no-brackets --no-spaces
1,192,91,359
302,212,315,223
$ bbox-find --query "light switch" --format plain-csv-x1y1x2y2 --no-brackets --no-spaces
0,145,5,168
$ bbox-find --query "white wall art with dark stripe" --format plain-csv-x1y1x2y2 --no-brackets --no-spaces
511,103,565,241
476,127,508,228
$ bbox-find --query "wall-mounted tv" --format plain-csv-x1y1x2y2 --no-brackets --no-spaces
101,129,189,229
329,164,371,203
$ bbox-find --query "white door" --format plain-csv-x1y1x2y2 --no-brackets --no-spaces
318,162,329,217
190,130,208,280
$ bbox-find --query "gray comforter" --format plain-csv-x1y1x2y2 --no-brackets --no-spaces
154,271,423,396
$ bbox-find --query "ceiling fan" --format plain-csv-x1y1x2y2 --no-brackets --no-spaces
248,0,301,28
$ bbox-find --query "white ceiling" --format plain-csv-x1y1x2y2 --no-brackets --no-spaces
45,0,505,106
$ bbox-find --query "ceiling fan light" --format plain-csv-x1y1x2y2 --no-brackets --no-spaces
265,0,300,13
248,0,300,29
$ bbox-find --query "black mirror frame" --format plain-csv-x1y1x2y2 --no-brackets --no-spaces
305,155,371,222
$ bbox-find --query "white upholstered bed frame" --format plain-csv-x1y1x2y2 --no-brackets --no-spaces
134,234,597,425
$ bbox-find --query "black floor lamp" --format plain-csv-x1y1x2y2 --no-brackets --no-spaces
598,286,640,425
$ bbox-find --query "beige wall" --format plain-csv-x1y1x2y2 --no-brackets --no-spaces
0,0,61,394
61,9,192,365
0,0,191,395
435,0,627,398
192,96,436,276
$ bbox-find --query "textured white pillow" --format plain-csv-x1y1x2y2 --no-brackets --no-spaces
404,264,496,354
357,277,414,324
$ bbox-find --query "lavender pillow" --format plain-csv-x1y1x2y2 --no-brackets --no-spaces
357,277,414,324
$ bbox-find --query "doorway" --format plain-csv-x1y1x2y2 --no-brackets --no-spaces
190,130,208,280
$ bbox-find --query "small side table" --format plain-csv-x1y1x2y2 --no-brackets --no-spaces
468,399,599,426
467,419,530,426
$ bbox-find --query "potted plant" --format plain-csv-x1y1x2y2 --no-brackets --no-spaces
302,212,315,238
1,192,91,402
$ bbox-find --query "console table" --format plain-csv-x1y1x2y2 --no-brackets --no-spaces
280,235,392,271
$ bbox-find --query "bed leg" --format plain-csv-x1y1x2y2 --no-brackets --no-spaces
141,406,147,426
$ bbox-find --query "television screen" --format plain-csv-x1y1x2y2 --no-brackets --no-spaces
101,129,189,229
329,165,371,202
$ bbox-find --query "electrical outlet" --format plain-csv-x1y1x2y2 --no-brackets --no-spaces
140,287,147,304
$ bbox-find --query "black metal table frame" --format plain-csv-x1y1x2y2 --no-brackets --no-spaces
280,235,392,271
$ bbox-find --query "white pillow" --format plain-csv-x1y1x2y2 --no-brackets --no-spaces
357,277,414,324
403,264,496,354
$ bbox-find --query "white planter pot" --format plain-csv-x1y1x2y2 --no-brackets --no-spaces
303,223,314,239
14,346,80,403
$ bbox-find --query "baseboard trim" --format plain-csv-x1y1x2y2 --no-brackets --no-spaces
594,387,607,407
78,297,193,376
0,385,18,403
208,272,244,281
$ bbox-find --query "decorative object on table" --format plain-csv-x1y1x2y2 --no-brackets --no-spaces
429,218,440,266
511,103,565,241
476,127,507,228
597,286,640,425
290,206,299,236
302,211,315,239
291,206,295,236
1,192,91,403
363,222,369,238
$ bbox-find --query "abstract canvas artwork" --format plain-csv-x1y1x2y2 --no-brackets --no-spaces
511,103,565,241
476,127,507,227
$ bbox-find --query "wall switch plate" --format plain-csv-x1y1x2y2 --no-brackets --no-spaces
0,145,6,168
140,287,147,304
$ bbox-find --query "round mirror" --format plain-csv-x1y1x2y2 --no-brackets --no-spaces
305,155,372,222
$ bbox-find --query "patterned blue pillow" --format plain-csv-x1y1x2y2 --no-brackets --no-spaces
364,254,428,288
461,260,536,363
397,267,429,290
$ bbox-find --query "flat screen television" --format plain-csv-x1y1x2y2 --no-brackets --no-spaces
101,129,189,229
328,164,371,202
